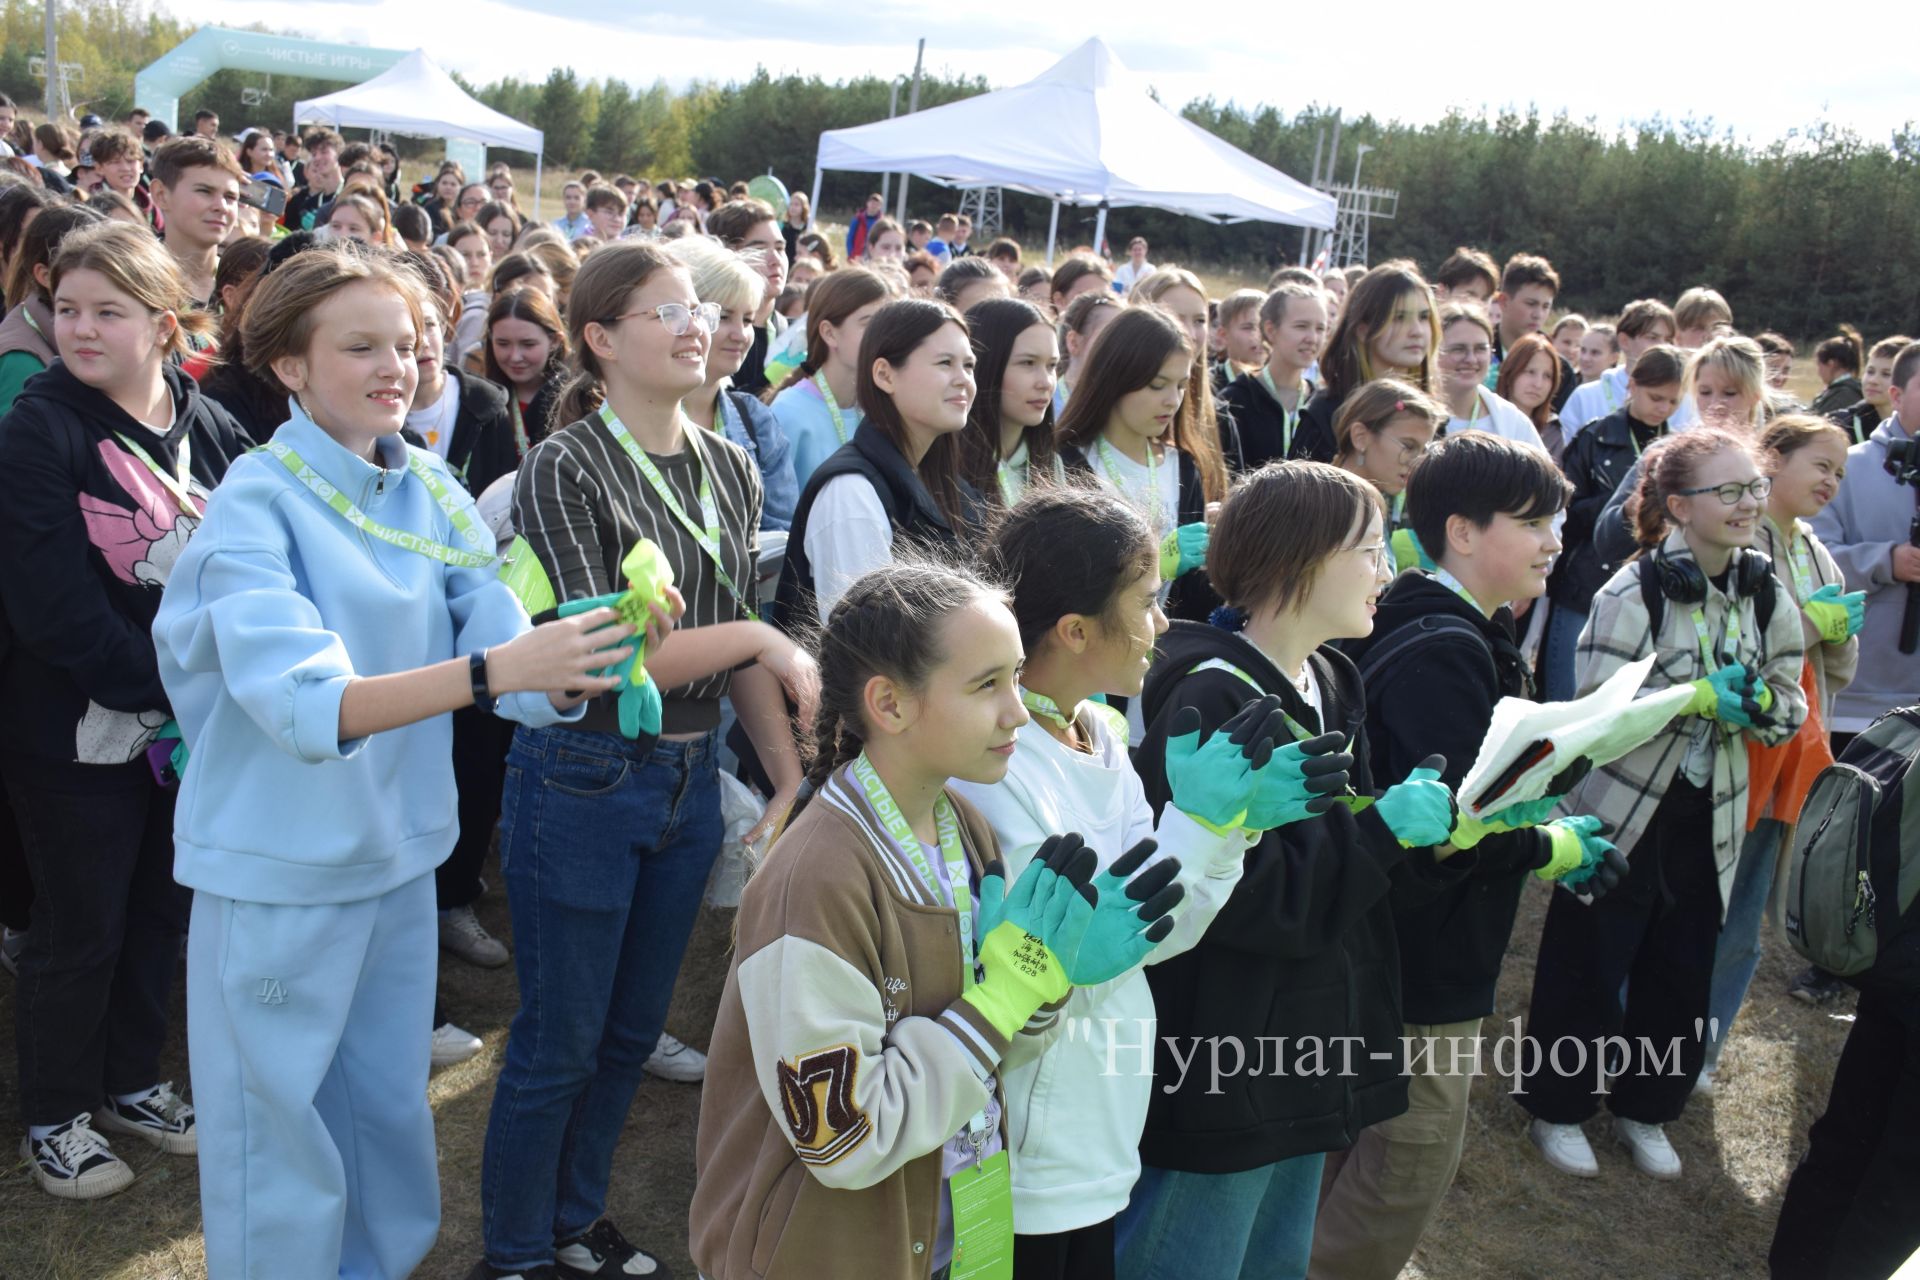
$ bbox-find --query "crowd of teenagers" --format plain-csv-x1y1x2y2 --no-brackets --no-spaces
0,94,1917,1280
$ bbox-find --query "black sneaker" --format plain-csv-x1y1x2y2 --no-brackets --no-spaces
464,1261,557,1280
20,1113,135,1200
95,1082,196,1155
1789,966,1850,1006
555,1219,673,1278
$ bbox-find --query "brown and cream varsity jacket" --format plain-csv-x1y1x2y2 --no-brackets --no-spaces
689,762,1061,1280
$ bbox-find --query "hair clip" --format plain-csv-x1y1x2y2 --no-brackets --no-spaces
1394,399,1405,412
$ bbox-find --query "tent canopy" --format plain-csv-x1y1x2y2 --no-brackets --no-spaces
814,39,1334,230
293,49,543,155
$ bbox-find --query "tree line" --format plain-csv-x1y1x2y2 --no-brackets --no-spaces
4,0,1917,339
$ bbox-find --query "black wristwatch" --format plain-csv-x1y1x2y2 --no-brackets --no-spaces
471,649,498,713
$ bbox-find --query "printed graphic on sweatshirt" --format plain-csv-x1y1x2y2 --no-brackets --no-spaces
776,1044,870,1167
73,439,201,763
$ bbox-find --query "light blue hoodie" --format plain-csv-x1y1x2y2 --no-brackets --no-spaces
154,405,580,906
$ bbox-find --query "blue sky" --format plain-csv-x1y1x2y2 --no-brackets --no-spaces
182,0,1910,149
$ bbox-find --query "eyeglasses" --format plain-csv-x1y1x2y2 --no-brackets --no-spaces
1439,343,1492,362
602,302,723,337
1349,542,1390,573
1677,477,1772,505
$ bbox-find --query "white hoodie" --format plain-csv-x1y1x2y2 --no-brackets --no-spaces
952,701,1249,1234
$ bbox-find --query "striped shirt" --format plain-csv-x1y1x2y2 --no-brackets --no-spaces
514,411,762,735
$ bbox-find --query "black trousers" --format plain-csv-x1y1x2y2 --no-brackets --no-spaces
4,751,186,1124
0,765,31,931
1014,1216,1116,1280
440,707,514,911
1771,987,1920,1279
1520,777,1719,1125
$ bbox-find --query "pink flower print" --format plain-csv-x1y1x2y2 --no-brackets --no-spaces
78,439,184,586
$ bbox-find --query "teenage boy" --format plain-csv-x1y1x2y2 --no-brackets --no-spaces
1431,246,1498,304
926,211,958,262
707,199,790,395
148,137,244,311
1315,432,1620,1279
1673,286,1733,349
1487,254,1576,410
552,181,590,239
191,109,220,140
583,185,627,242
986,236,1023,279
87,129,155,229
283,129,343,232
950,212,974,256
843,192,884,260
1561,298,1679,439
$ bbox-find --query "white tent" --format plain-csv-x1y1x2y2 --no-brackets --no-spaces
812,38,1335,261
294,49,547,216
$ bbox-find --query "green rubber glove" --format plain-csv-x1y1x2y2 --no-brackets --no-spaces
1805,583,1867,644
1537,816,1628,898
1449,792,1564,850
553,539,675,740
1708,663,1773,730
1057,839,1186,985
962,835,1100,1039
1243,731,1353,831
975,833,1100,941
1159,521,1210,579
1164,696,1292,835
1373,754,1458,847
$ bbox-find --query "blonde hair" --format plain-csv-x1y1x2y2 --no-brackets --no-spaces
1133,265,1229,504
1674,286,1732,333
663,235,764,316
240,245,427,394
1687,335,1769,427
50,221,214,359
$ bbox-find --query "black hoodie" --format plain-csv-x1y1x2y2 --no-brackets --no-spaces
1549,406,1663,615
1342,572,1551,1026
1132,619,1462,1172
0,360,249,763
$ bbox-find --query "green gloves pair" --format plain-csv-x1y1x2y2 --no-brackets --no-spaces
1372,754,1458,847
552,539,675,740
1164,697,1352,835
963,834,1187,1038
1688,663,1775,730
1804,583,1867,644
1249,732,1354,829
1447,792,1565,851
1160,522,1210,579
1534,815,1628,898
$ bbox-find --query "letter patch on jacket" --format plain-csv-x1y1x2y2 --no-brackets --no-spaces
776,1044,869,1166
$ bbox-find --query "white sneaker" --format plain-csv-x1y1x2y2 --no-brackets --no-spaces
95,1082,195,1155
432,1022,484,1068
440,905,509,968
1692,1069,1716,1098
643,1032,706,1083
1529,1119,1599,1178
21,1114,135,1200
1614,1117,1682,1180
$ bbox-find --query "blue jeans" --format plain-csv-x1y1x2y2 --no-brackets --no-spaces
1705,819,1783,1072
480,727,723,1268
1114,1154,1326,1280
1543,604,1587,703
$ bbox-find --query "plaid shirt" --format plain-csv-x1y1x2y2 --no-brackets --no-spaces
1560,530,1807,917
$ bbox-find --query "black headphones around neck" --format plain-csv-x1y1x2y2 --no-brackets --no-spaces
1650,540,1772,605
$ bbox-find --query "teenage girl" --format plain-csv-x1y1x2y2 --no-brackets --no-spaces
1545,345,1688,702
1053,289,1123,416
667,236,799,530
769,265,894,485
863,216,908,266
318,192,387,245
1550,313,1588,366
483,287,569,460
776,298,985,628
0,202,103,413
960,487,1350,1279
1217,281,1330,471
1329,377,1448,571
691,562,1170,1279
1702,415,1861,1083
1522,429,1806,1183
1051,254,1114,314
478,201,522,260
1833,333,1911,444
1435,302,1546,448
1298,261,1439,463
1056,306,1218,623
154,244,647,1274
1807,325,1865,419
0,221,251,1201
1118,461,1461,1279
1135,265,1241,475
1577,322,1619,386
479,241,817,1280
959,296,1063,506
1495,330,1564,458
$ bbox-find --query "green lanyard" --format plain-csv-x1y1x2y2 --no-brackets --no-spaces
1187,658,1323,744
1430,565,1484,613
265,441,497,568
597,403,758,620
509,397,531,460
1019,685,1129,746
114,431,200,517
813,371,851,445
1096,436,1165,529
1257,367,1301,457
1601,374,1620,413
1687,603,1741,672
1771,516,1816,599
1849,410,1868,445
851,752,974,989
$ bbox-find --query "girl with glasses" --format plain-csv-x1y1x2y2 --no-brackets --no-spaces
1434,302,1547,449
477,240,817,1280
1330,378,1449,572
1520,427,1807,1185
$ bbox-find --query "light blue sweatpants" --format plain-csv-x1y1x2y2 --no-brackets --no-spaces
187,871,440,1280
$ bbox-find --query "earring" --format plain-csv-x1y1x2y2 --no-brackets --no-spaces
1357,450,1367,467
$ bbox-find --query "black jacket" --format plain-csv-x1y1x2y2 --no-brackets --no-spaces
1132,620,1461,1171
1829,397,1882,446
197,359,287,447
1292,386,1345,465
444,370,518,497
1342,572,1550,1025
1808,373,1864,420
0,361,250,763
1217,372,1316,472
1059,443,1220,623
1549,407,1664,614
773,421,981,633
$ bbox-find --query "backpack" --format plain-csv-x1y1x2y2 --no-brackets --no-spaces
1784,706,1920,976
1351,612,1492,691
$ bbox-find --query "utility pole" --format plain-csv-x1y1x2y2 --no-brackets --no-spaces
44,0,59,119
895,38,925,223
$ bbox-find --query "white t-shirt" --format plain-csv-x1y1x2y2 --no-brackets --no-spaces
803,474,894,624
1449,386,1544,449
1111,260,1154,293
1084,438,1180,541
405,375,461,459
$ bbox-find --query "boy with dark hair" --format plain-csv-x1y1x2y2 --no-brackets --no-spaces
1315,431,1620,1279
284,129,343,231
986,235,1023,279
88,128,157,227
1432,246,1498,303
1489,253,1577,411
149,136,246,309
1561,298,1679,438
191,109,220,139
583,184,627,241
